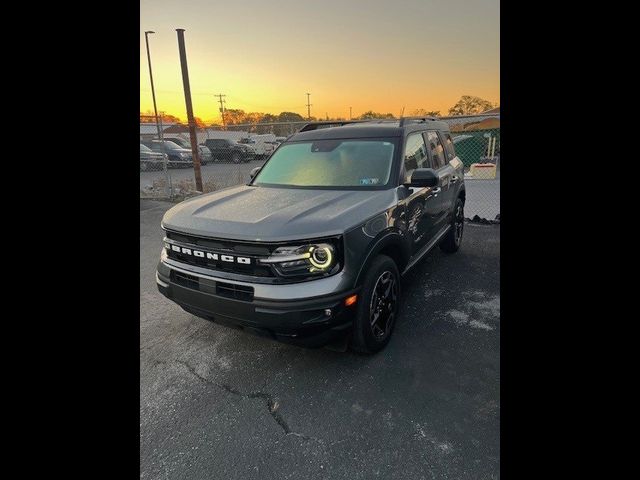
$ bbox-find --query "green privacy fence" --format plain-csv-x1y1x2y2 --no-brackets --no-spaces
450,128,500,169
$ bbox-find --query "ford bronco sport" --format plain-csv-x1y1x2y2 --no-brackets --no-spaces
157,118,465,353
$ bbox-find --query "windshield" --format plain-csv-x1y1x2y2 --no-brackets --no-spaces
140,144,151,152
155,141,180,150
253,138,397,188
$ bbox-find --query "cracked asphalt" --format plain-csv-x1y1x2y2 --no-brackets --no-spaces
140,199,500,479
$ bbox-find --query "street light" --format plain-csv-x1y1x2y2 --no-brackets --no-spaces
144,31,161,137
144,30,170,196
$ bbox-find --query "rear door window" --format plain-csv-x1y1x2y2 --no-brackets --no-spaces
442,132,456,161
426,131,446,169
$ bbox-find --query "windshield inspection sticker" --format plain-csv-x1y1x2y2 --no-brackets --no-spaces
360,178,380,185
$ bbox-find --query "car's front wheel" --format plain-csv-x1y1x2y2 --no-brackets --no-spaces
231,152,241,164
140,162,149,172
351,255,400,354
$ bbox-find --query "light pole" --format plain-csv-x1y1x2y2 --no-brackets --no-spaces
144,30,170,196
144,32,160,134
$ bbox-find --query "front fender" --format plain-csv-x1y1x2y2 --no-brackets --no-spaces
349,229,409,288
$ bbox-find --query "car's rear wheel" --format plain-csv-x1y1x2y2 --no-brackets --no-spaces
140,162,149,171
232,152,241,164
351,255,400,354
440,197,464,253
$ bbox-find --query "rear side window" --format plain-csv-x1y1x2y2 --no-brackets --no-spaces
403,132,429,180
443,133,456,161
426,131,446,169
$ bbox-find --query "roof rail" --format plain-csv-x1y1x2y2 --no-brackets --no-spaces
298,120,369,132
398,116,438,127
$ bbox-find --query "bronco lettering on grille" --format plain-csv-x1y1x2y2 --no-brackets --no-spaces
164,242,251,265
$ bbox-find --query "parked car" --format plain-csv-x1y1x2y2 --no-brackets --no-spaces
201,138,256,163
264,140,279,155
140,144,167,171
237,137,273,159
164,137,214,165
157,118,466,353
141,140,193,168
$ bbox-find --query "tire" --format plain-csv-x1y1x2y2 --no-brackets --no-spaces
351,255,401,354
140,162,149,172
232,152,241,164
440,197,464,253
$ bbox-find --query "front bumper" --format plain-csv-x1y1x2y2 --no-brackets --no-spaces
156,260,358,347
168,159,193,167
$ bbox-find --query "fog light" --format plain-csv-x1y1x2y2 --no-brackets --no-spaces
324,309,332,317
344,294,357,307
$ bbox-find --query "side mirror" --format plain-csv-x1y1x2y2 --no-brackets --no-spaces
405,168,439,188
249,166,261,180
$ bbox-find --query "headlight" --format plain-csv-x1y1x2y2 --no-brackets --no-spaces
259,241,340,278
179,152,189,158
309,245,333,269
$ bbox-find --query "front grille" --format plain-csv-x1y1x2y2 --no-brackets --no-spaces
165,230,275,277
171,271,199,290
215,281,254,301
170,269,254,301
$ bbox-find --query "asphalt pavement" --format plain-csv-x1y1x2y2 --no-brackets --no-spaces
140,200,500,480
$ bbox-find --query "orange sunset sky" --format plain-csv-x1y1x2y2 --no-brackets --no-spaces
140,0,499,123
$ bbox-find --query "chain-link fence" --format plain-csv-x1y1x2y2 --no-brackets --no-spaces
140,114,499,221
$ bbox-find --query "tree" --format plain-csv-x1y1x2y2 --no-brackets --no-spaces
259,113,278,123
277,111,305,122
412,108,440,117
223,109,249,125
140,111,182,123
358,111,395,120
447,96,496,116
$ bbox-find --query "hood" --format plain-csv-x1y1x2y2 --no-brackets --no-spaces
162,185,398,242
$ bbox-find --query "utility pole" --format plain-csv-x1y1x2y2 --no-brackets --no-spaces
144,31,170,197
215,93,226,130
176,28,203,193
349,106,352,120
306,92,312,120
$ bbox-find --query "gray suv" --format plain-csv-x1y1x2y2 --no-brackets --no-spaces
157,118,465,353
164,137,214,165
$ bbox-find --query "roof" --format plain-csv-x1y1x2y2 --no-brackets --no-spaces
289,119,450,141
480,107,500,115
